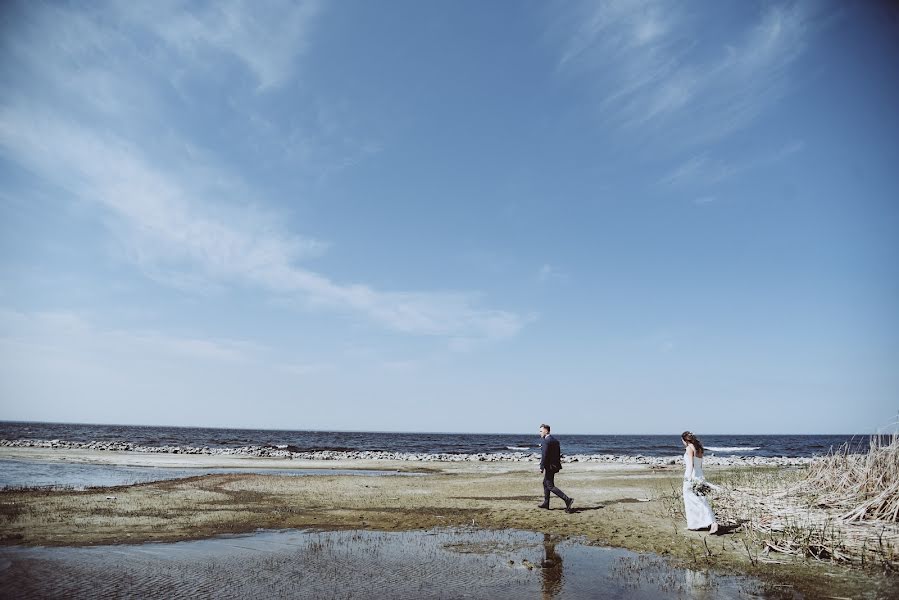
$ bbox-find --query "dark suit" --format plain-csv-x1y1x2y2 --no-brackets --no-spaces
540,533,563,599
540,434,570,506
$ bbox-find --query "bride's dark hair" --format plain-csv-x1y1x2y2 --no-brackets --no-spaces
681,431,704,456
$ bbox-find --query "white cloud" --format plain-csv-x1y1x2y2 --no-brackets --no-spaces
558,0,677,69
537,264,567,283
2,0,374,184
0,309,258,364
0,1,525,343
0,107,527,341
660,139,805,188
120,0,322,91
0,308,345,425
660,155,737,187
555,2,812,144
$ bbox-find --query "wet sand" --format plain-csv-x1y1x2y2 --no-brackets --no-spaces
1,447,895,599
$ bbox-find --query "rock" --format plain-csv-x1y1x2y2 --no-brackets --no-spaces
0,437,818,467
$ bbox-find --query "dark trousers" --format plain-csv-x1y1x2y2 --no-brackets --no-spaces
543,468,569,504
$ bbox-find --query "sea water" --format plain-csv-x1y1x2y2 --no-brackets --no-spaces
0,421,874,458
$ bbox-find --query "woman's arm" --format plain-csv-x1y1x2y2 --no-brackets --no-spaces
684,444,695,480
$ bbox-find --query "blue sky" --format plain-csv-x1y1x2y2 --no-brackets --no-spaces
1,0,896,434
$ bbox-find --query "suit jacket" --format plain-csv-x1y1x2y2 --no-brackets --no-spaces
540,434,562,472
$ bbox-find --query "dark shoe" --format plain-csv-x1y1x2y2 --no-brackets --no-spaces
564,498,575,513
537,503,550,509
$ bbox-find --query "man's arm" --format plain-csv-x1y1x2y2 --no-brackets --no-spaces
539,439,545,471
550,439,561,467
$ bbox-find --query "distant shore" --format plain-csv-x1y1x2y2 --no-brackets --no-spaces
0,438,814,467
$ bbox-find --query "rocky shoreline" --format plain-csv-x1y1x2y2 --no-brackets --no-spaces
1,443,885,600
0,438,814,467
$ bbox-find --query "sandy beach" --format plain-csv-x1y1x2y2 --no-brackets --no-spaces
1,447,896,599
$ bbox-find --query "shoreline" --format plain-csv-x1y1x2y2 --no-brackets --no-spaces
0,438,815,467
1,447,895,598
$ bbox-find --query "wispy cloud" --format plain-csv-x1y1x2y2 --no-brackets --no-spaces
0,107,527,341
555,1,813,145
0,1,526,342
120,0,322,91
2,0,376,182
660,155,737,188
660,139,805,189
558,0,678,70
537,264,567,283
0,308,341,426
0,309,259,364
278,361,333,376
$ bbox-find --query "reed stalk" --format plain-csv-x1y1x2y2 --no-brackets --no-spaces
704,434,899,569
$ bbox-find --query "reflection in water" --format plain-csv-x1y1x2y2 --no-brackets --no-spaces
684,569,714,598
540,533,563,599
0,528,794,599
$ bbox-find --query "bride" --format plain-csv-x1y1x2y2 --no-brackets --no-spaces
681,431,719,534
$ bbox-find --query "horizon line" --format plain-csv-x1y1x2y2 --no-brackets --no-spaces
0,419,883,437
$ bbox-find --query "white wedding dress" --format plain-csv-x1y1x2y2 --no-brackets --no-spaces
683,452,718,530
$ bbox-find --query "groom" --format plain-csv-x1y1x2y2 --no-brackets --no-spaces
538,424,574,513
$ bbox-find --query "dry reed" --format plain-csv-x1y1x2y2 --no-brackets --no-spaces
802,433,899,524
711,434,899,569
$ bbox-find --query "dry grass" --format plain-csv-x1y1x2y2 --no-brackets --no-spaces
710,435,899,570
803,433,899,523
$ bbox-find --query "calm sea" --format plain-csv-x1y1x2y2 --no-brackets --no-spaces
0,421,876,458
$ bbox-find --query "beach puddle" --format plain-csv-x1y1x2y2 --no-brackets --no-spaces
0,458,420,489
0,528,797,599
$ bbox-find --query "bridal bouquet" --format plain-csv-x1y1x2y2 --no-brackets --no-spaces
690,479,713,497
